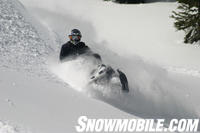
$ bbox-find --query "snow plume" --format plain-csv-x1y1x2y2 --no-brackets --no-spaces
36,0,199,124
50,55,102,92
95,50,199,123
51,58,91,91
50,51,199,126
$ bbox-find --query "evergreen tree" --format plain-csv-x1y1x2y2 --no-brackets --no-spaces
171,0,200,44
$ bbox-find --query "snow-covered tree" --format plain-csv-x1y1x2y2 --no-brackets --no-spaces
171,0,200,44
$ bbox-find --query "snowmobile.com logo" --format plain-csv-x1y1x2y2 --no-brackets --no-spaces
75,116,199,132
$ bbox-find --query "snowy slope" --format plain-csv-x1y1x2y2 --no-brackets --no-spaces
0,0,135,133
0,0,200,132
18,0,200,118
0,67,135,133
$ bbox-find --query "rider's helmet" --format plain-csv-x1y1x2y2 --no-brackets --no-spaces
69,29,82,44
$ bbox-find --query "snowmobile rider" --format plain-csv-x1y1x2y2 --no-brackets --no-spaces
59,29,129,92
59,29,90,61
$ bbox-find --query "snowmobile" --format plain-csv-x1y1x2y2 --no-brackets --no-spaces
89,64,129,92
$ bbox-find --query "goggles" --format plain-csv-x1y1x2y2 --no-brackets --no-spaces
69,35,81,40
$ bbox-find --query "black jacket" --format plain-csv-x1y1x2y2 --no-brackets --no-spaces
59,41,89,60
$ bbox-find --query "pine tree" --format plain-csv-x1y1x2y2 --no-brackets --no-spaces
171,0,200,44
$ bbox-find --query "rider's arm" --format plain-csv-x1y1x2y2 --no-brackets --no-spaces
59,44,73,60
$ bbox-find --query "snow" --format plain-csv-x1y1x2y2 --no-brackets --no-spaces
0,0,200,132
17,0,200,70
0,0,53,73
0,67,135,133
0,119,32,133
0,1,134,133
0,121,18,133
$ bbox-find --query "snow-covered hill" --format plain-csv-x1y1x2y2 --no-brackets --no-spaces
0,0,48,72
18,0,200,117
0,0,134,133
0,0,200,132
